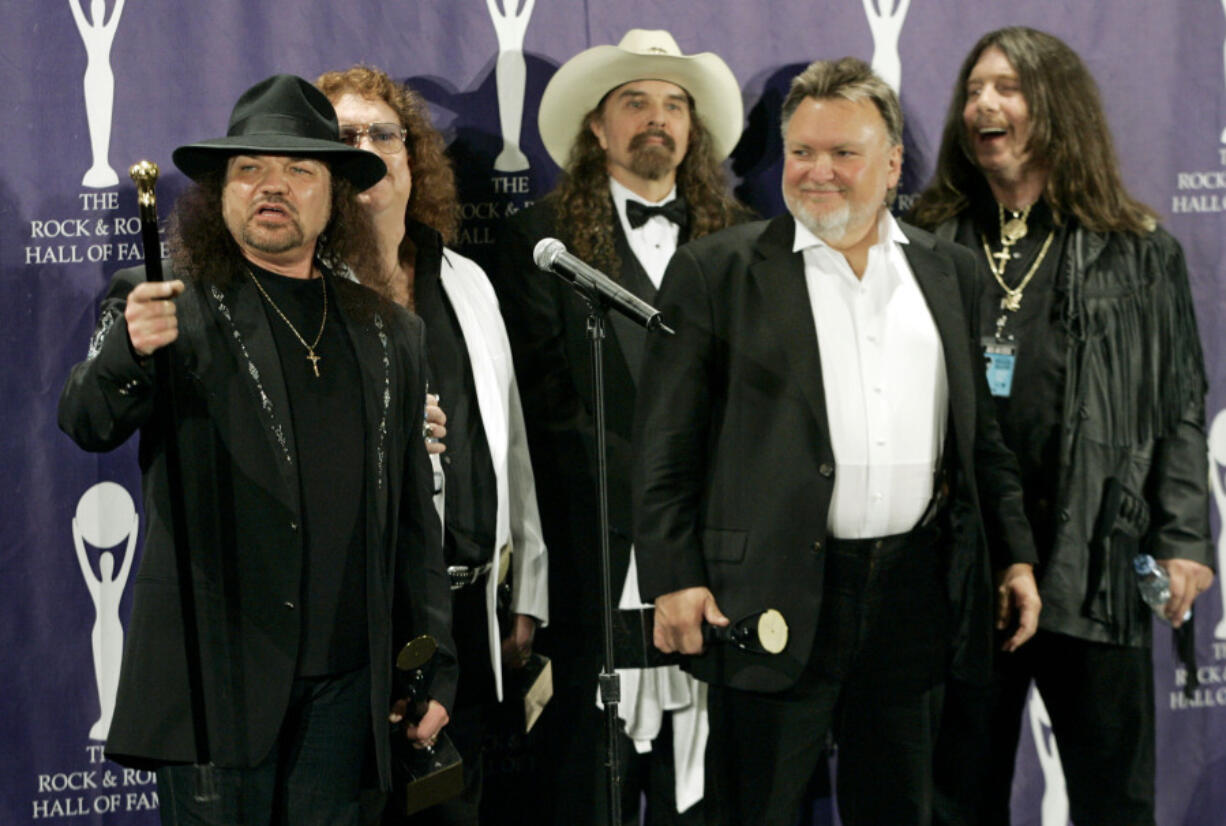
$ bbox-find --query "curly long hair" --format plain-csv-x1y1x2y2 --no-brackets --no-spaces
169,166,384,295
910,27,1157,234
547,98,747,278
316,64,460,265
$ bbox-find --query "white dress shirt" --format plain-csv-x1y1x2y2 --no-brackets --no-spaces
795,212,948,539
610,177,681,289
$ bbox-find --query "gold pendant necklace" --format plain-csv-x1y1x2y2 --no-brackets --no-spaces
982,228,1055,322
1001,208,1030,245
247,268,328,377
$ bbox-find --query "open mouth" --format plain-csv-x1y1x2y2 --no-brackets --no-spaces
253,202,293,222
976,126,1008,143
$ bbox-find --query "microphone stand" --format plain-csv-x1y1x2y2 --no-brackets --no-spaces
583,296,623,826
534,238,672,825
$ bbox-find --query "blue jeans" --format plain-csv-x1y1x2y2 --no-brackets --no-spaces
156,666,371,825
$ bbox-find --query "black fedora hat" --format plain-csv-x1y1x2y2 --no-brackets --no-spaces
172,74,386,191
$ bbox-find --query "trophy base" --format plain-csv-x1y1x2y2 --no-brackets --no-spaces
509,653,553,733
396,733,464,816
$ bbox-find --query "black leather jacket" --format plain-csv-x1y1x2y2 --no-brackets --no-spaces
937,218,1213,646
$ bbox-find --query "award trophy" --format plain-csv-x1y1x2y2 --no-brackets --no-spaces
392,636,464,816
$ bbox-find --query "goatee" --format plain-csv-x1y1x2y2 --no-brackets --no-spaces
627,130,678,181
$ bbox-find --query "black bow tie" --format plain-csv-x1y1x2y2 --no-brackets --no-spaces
625,197,688,229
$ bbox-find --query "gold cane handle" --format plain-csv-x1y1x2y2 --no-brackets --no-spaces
129,160,159,212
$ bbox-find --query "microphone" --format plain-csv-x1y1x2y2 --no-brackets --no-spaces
533,237,674,334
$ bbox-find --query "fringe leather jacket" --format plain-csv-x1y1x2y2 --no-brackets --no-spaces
936,217,1213,647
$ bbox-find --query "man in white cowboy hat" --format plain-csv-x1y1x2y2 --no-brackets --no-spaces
491,28,747,826
58,74,456,825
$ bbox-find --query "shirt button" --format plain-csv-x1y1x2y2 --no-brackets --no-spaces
289,521,298,531
876,439,886,446
283,601,295,610
1058,508,1071,522
812,540,823,553
819,463,835,478
871,492,883,502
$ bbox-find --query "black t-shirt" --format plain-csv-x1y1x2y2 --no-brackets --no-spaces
957,199,1070,559
249,263,368,675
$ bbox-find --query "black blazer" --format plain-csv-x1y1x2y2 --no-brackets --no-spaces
493,201,666,636
632,214,1036,692
58,265,456,787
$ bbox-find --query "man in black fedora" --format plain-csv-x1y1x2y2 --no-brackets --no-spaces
58,74,456,825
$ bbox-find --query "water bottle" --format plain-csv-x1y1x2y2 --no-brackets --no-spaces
1133,554,1192,623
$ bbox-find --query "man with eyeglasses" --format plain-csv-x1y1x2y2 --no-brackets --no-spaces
317,65,549,826
57,74,455,825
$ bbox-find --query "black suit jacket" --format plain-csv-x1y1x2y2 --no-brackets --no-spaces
632,214,1036,692
492,201,669,643
58,265,456,787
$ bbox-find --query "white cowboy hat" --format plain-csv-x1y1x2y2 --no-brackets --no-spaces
537,29,743,169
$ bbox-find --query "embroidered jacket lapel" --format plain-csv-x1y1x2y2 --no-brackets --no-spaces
204,276,301,516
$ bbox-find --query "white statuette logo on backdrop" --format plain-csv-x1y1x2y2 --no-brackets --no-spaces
73,481,137,741
69,0,125,188
1027,685,1070,826
862,0,910,93
1208,410,1226,639
487,0,535,172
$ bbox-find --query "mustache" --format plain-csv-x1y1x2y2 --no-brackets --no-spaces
629,129,676,153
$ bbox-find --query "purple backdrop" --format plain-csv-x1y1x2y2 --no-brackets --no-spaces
3,2,1224,823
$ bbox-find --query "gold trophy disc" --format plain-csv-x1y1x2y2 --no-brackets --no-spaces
755,609,789,654
396,635,438,671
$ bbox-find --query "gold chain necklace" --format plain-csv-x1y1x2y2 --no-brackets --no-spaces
983,202,1031,279
982,229,1055,312
981,202,1054,309
983,229,1055,339
247,268,328,376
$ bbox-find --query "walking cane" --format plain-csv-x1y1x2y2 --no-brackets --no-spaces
129,161,217,803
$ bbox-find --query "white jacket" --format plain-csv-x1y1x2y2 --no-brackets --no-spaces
437,247,548,701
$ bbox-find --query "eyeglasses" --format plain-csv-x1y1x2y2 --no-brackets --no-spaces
338,122,408,155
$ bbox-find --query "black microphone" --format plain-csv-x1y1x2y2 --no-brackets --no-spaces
533,237,674,334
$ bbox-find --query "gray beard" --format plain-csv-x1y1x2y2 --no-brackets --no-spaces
784,191,852,244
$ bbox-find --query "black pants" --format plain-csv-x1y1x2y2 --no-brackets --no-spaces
705,526,950,826
157,666,371,826
933,630,1155,826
